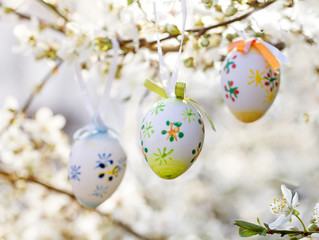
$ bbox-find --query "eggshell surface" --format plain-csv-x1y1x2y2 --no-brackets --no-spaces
221,46,280,123
68,132,126,208
140,98,205,180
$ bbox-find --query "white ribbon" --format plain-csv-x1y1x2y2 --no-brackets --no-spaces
261,39,289,65
153,0,187,98
74,37,119,133
241,37,289,65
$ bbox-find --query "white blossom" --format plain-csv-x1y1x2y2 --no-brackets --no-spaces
269,185,299,229
57,22,94,63
313,203,319,224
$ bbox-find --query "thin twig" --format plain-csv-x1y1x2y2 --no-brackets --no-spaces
0,3,65,33
21,60,63,113
36,0,68,22
0,169,163,240
187,0,277,36
0,61,63,136
267,228,317,237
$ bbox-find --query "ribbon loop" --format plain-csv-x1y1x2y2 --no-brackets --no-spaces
175,82,186,99
228,38,287,72
153,0,187,97
92,112,108,133
144,79,216,131
74,37,120,133
144,78,168,98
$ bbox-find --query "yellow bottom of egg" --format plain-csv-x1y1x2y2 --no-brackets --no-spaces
231,110,265,123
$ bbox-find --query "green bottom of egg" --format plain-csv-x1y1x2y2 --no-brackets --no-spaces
148,154,188,179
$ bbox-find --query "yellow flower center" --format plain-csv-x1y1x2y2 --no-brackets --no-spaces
270,196,291,216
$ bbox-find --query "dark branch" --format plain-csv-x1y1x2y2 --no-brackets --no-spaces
187,0,277,36
124,0,278,50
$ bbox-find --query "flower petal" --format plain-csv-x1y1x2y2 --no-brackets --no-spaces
269,213,292,229
311,233,319,239
281,185,292,203
292,192,299,208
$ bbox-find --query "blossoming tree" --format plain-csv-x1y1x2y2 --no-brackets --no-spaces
0,0,319,239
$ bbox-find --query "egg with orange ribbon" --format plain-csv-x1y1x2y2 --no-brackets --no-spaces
221,39,282,123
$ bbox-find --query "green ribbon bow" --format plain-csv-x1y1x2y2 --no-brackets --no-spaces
144,78,216,131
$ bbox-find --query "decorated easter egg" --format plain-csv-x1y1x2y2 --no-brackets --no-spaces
140,98,205,180
68,129,126,208
221,45,280,123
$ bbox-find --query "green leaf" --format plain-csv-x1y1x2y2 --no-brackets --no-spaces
234,220,265,232
264,223,270,229
238,227,259,237
257,218,261,226
127,0,134,5
260,229,267,236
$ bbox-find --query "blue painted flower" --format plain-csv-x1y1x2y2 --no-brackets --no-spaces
96,153,113,169
92,185,108,198
70,165,81,181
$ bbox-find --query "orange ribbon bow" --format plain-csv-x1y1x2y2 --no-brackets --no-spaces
228,39,280,72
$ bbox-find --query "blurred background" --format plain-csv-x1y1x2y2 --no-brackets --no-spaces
0,0,319,239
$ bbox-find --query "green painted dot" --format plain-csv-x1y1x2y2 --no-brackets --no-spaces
142,125,144,129
178,132,184,138
161,130,167,135
166,121,170,126
198,142,202,148
191,158,195,163
192,149,196,154
198,119,202,125
174,122,182,128
145,148,148,153
141,141,143,146
169,135,174,142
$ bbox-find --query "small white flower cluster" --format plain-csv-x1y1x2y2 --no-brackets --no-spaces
0,97,70,177
13,17,58,61
57,22,94,63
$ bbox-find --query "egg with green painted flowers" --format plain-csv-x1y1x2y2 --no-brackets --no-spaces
140,98,205,180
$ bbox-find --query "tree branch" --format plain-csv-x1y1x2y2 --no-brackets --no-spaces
0,3,65,33
2,0,278,52
267,228,317,237
187,0,277,36
124,0,278,50
0,61,63,136
21,60,63,113
0,168,164,240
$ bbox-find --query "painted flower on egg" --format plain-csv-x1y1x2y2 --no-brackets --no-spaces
140,98,205,180
221,46,280,123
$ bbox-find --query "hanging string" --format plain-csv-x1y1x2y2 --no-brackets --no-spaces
74,37,119,132
99,38,119,116
153,0,187,98
75,63,95,118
